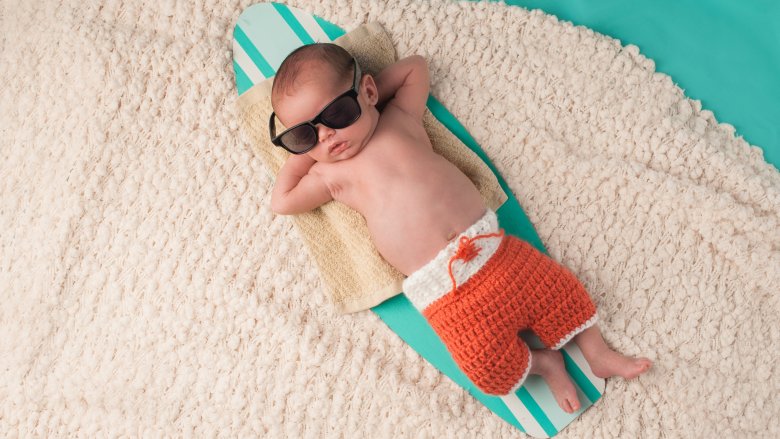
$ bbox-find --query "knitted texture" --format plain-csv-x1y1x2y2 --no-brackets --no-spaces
3,0,779,437
404,209,504,310
404,211,598,396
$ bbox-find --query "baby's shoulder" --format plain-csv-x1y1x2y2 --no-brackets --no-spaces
376,107,426,140
379,101,424,126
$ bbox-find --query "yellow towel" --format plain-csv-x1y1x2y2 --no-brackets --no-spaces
237,22,507,313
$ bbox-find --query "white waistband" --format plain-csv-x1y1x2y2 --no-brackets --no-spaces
402,209,502,311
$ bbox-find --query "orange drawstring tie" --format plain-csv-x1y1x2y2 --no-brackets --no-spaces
447,230,505,295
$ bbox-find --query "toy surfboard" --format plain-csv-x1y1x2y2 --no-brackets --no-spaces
232,3,605,436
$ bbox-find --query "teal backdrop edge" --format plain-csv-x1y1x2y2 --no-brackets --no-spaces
480,0,780,171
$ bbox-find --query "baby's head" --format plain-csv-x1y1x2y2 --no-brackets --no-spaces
270,43,379,162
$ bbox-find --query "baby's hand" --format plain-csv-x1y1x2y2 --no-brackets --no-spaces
375,55,430,120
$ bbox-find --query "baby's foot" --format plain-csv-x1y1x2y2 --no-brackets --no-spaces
531,350,581,414
590,350,652,380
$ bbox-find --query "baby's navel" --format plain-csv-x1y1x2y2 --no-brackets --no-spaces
446,231,457,241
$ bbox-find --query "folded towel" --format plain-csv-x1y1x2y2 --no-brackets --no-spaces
237,22,507,313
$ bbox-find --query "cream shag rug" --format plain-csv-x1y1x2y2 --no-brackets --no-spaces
1,0,778,437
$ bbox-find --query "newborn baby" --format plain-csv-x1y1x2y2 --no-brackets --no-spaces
269,43,651,413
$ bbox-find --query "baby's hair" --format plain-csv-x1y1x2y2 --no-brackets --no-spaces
271,43,354,107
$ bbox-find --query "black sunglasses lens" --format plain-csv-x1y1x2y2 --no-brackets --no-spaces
280,125,317,153
320,95,361,129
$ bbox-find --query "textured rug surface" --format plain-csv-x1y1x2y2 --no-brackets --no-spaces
1,0,778,437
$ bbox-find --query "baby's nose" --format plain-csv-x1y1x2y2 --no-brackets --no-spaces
317,124,336,142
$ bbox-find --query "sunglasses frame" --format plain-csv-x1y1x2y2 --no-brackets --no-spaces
269,57,363,154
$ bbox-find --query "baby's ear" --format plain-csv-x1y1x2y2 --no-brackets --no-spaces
361,74,379,106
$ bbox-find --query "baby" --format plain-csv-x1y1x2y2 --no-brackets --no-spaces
269,43,651,413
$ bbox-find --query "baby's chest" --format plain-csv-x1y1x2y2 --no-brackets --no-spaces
357,143,432,187
326,152,420,202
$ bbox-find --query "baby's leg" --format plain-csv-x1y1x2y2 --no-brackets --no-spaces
573,324,652,379
529,349,581,414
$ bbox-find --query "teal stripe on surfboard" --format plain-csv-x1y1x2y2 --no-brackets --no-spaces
314,15,346,40
234,25,275,79
517,386,558,437
562,345,603,404
289,7,331,42
233,60,254,96
525,374,582,432
231,3,605,436
236,3,305,73
272,3,315,45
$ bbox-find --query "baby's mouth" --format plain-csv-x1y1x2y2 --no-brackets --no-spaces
329,141,348,154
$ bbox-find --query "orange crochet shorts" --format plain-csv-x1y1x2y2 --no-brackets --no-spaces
403,210,598,396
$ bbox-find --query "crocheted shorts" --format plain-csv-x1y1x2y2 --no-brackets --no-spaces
403,209,598,396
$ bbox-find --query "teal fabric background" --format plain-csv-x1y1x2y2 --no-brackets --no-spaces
489,0,779,171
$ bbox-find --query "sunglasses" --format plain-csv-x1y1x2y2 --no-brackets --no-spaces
269,58,363,154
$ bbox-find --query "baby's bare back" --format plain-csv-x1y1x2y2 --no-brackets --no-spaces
314,107,486,275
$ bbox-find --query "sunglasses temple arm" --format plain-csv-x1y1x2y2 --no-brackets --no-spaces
268,112,277,143
354,58,362,89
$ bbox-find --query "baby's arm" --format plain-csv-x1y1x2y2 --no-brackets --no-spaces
270,154,333,215
375,55,430,120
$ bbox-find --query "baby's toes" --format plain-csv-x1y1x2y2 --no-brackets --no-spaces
626,358,652,379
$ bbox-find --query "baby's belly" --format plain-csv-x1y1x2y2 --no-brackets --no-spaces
365,188,487,276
